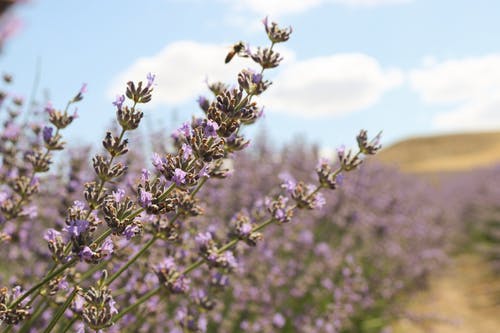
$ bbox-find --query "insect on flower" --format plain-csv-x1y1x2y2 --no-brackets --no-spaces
225,41,247,64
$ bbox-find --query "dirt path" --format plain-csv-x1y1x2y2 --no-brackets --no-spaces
391,255,500,333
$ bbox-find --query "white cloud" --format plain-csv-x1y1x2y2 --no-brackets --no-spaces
433,97,500,131
409,54,500,130
108,41,295,106
111,47,401,118
262,53,404,117
223,0,413,17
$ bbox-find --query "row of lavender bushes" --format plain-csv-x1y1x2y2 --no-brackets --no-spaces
0,11,497,332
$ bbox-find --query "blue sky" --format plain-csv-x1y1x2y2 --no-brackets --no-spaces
1,0,500,151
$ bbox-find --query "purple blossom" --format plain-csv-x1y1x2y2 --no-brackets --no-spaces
172,168,187,186
73,295,85,313
30,176,39,188
3,123,20,139
176,122,192,138
240,222,252,236
123,224,140,240
336,173,344,186
64,219,89,237
21,205,37,218
251,72,262,84
141,168,151,182
197,96,208,109
195,232,212,247
44,229,61,242
337,145,346,159
223,251,238,269
312,192,326,209
0,192,8,203
158,257,176,271
181,143,193,160
101,237,114,259
108,297,119,315
113,94,125,109
172,275,191,293
274,208,286,222
272,313,286,328
80,83,88,94
152,152,165,172
112,188,126,203
44,102,55,115
204,120,219,137
146,72,156,89
279,172,296,194
58,278,69,291
198,164,210,178
73,200,86,210
139,189,153,208
42,126,53,143
80,246,95,261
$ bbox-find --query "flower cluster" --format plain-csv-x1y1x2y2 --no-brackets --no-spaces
0,15,481,333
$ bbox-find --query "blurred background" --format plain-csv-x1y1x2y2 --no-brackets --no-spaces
1,0,500,165
1,1,500,332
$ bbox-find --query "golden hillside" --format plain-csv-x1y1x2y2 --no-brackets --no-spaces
377,131,500,173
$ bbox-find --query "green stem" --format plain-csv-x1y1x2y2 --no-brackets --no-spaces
58,317,77,333
18,300,49,333
105,235,158,286
42,288,78,333
10,259,75,308
112,288,160,322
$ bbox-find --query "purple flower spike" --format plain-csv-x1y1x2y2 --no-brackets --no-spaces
312,192,326,209
252,72,263,84
42,126,53,143
177,122,192,138
101,237,114,259
80,83,88,94
146,72,156,89
152,152,165,172
139,190,153,208
113,94,125,109
141,168,151,182
123,224,140,240
64,219,89,237
112,188,125,203
44,229,61,242
273,313,286,328
195,232,212,247
172,168,187,186
4,123,20,140
181,143,193,160
204,120,219,138
44,102,55,115
80,246,95,261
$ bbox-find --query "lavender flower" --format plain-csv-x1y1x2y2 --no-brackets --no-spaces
146,72,156,89
172,168,187,186
113,94,125,109
64,219,89,237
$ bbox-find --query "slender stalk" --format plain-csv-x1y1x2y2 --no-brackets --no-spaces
58,317,77,333
112,288,160,322
103,179,207,287
105,235,158,286
18,300,49,333
42,288,78,333
10,259,75,308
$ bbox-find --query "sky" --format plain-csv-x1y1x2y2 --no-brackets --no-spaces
1,0,500,152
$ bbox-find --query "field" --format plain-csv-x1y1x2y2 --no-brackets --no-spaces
380,132,500,333
1,2,499,332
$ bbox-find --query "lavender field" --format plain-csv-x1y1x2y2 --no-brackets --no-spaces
0,1,499,332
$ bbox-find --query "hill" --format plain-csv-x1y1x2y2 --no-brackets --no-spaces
376,131,500,173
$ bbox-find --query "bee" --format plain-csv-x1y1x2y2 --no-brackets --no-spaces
225,41,246,64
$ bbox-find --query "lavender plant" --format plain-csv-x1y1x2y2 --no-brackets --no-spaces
0,16,467,333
